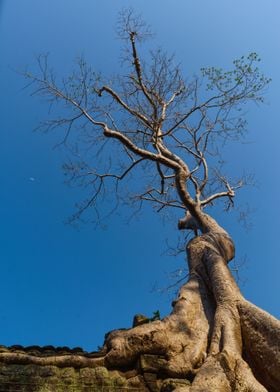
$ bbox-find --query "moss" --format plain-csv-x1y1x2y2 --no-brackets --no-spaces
0,363,143,391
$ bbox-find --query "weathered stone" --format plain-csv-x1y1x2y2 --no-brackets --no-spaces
0,346,9,353
94,365,109,380
133,314,150,327
128,374,146,388
161,378,191,391
0,361,147,391
140,354,167,373
143,372,160,392
122,368,138,379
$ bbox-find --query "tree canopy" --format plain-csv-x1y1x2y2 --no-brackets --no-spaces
26,10,270,229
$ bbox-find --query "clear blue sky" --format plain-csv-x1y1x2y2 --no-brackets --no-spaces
0,0,279,351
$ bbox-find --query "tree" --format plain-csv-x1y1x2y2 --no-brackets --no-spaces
24,10,280,392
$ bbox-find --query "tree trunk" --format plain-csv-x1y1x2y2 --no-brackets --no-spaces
104,214,280,391
0,214,278,391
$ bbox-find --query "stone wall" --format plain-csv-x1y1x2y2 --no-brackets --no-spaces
0,346,146,392
0,363,145,391
0,345,191,392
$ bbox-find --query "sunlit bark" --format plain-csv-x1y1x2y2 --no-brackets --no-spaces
103,214,280,391
21,9,280,391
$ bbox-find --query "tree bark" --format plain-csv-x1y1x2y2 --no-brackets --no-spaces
103,214,280,391
0,214,278,391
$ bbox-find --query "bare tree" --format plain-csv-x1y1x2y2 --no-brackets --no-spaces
23,10,280,392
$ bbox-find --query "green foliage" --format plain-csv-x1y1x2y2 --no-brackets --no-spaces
201,53,271,104
151,310,161,321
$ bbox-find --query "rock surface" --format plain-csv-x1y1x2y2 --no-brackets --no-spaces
0,345,191,391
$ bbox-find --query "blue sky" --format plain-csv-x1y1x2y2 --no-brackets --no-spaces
0,0,279,351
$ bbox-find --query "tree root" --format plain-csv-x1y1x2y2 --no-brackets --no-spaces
102,227,280,391
0,222,278,391
104,273,214,377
